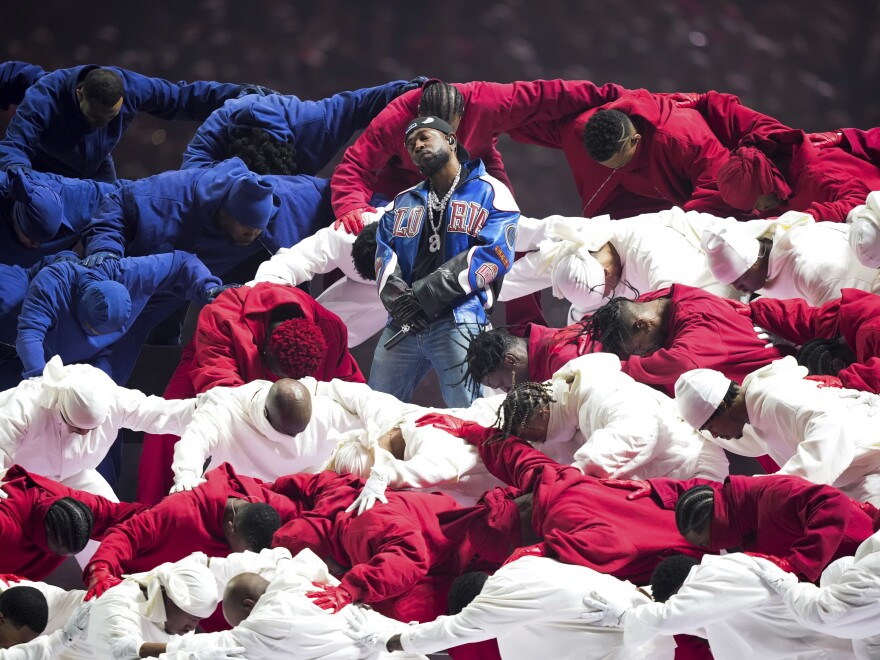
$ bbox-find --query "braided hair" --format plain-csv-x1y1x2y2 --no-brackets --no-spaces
493,381,555,441
228,126,297,175
650,555,700,603
583,109,633,162
45,497,94,554
798,336,857,376
674,485,715,538
577,296,636,357
418,82,465,123
463,328,518,390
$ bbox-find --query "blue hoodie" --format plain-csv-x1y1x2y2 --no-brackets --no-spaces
182,80,408,174
0,64,244,181
83,158,332,277
0,61,46,110
0,170,119,267
16,251,221,382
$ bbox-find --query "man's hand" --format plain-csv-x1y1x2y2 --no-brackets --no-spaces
389,291,428,330
345,466,391,516
334,207,376,235
807,131,843,149
204,283,242,304
170,473,207,494
84,563,123,600
668,92,703,108
502,543,545,566
748,557,799,594
399,76,429,95
414,413,495,446
342,606,395,650
581,591,628,627
600,479,653,500
305,583,354,613
80,251,120,268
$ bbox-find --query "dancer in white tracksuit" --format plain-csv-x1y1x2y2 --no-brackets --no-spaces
675,356,880,505
343,555,674,660
0,356,194,501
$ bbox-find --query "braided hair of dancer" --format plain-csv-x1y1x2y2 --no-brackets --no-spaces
418,82,465,125
491,381,556,443
228,126,297,175
45,496,95,555
462,327,523,392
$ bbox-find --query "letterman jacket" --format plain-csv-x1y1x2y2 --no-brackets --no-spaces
375,159,520,326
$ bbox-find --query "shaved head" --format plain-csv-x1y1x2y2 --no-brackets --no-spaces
223,572,270,627
265,378,312,436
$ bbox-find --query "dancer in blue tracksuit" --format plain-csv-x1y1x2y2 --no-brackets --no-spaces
81,157,332,278
372,116,520,407
15,251,226,384
0,60,46,110
182,78,425,175
0,168,119,267
0,64,248,181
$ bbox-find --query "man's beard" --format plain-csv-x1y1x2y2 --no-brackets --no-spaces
416,148,451,176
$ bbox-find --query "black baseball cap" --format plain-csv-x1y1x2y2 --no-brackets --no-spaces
404,116,470,162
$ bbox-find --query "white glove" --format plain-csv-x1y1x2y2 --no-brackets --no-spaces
0,486,7,499
754,325,796,350
580,590,628,627
342,605,395,650
345,466,391,516
61,600,92,645
748,561,798,594
170,472,207,494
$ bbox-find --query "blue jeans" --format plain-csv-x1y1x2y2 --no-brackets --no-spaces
369,318,483,407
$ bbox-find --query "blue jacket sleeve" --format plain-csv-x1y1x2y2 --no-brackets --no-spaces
375,206,410,312
0,61,46,110
318,80,408,153
0,83,50,171
16,265,71,376
82,186,131,257
411,178,520,320
181,106,230,169
124,251,222,304
120,69,243,122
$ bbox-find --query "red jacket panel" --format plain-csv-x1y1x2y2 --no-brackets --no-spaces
526,322,593,382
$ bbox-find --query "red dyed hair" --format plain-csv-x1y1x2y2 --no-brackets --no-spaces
267,318,328,379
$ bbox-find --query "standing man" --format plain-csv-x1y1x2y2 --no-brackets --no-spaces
371,116,519,407
0,65,247,181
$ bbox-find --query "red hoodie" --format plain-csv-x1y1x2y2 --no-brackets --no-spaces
330,79,628,216
0,465,145,580
750,289,880,393
191,282,364,394
648,474,874,582
509,89,738,219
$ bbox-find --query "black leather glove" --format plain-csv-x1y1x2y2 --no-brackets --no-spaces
390,291,428,332
238,84,281,98
398,76,429,96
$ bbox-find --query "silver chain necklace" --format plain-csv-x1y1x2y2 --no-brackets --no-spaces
426,164,462,253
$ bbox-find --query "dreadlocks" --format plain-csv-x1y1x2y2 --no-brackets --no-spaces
493,381,555,441
463,328,518,390
418,82,465,123
228,126,297,175
577,296,637,357
45,497,94,554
